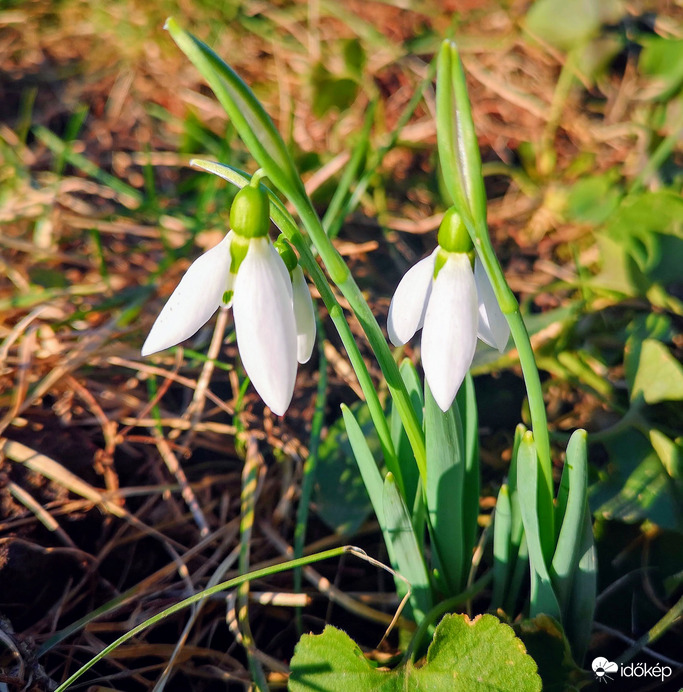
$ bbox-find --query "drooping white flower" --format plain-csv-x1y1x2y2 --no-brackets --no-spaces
387,209,509,412
142,183,316,416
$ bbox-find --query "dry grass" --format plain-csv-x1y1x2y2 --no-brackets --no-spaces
1,0,681,689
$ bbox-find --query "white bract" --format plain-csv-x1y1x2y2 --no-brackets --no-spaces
141,231,316,416
388,249,509,412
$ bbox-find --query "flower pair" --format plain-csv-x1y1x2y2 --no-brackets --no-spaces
388,209,509,412
142,184,315,416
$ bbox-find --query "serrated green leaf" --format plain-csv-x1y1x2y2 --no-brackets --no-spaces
289,615,542,691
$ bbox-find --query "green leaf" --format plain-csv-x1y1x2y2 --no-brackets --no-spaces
424,384,466,594
525,0,623,51
639,36,683,100
565,173,622,224
311,63,359,118
516,433,561,620
525,0,599,50
592,191,683,295
625,337,683,405
383,472,432,623
590,428,683,532
165,18,303,200
289,615,542,691
457,373,480,561
492,484,513,607
389,359,424,517
514,615,588,691
563,504,596,665
550,430,588,617
313,402,377,535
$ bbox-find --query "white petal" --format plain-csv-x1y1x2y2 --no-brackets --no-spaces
387,249,437,346
232,238,298,415
291,265,316,364
474,258,510,352
421,253,478,412
141,234,232,356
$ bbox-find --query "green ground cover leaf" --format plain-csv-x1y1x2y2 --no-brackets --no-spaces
313,402,376,535
289,615,541,691
590,429,682,532
639,36,683,100
625,337,683,405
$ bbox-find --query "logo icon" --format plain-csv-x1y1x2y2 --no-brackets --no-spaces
592,657,619,683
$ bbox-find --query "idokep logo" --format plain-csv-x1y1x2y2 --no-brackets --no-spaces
591,656,674,684
592,657,618,683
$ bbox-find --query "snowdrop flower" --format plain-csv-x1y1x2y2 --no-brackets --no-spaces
142,183,316,416
387,208,509,412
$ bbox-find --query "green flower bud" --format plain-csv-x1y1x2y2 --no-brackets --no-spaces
230,184,270,239
274,235,298,274
437,207,472,254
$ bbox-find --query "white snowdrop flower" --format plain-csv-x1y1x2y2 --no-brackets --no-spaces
387,208,509,412
142,183,315,416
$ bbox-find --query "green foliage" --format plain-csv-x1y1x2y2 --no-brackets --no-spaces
313,403,376,535
289,615,542,691
513,616,589,691
591,428,682,532
639,36,683,100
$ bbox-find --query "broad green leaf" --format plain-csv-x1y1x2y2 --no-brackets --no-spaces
625,337,683,405
565,173,622,224
383,472,432,623
313,402,376,535
311,63,359,118
514,615,588,691
592,191,683,294
424,384,466,594
551,430,588,616
289,615,542,691
590,428,682,533
525,0,600,50
639,36,683,100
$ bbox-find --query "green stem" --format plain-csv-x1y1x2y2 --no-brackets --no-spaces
295,194,428,483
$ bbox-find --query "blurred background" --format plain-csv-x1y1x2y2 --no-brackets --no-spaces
0,1,681,690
